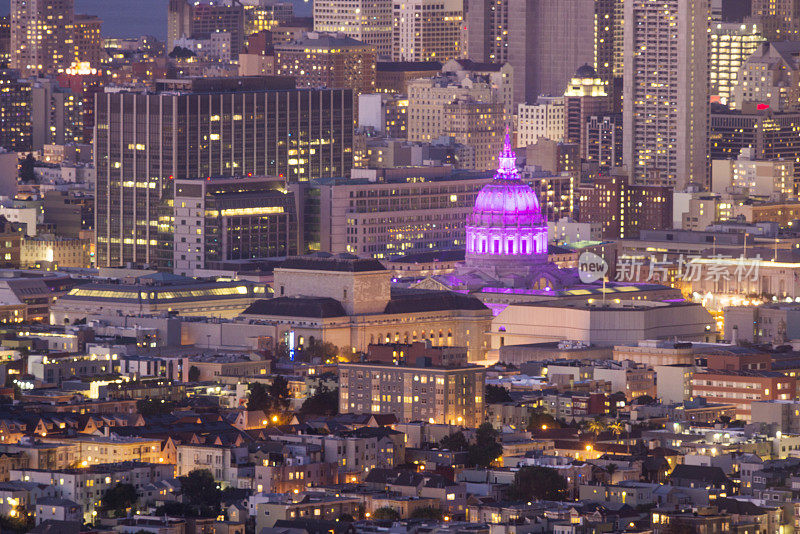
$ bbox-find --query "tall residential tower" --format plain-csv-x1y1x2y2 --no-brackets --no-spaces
623,0,711,189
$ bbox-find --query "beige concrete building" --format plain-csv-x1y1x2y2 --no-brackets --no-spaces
314,0,393,58
623,0,710,189
10,0,75,76
21,235,91,268
710,22,765,106
711,148,794,197
392,0,463,62
613,341,696,367
516,97,565,148
239,254,492,361
339,360,485,426
407,71,505,169
444,98,504,170
732,41,800,112
43,435,164,467
492,300,715,349
51,274,264,324
308,169,489,258
408,75,494,139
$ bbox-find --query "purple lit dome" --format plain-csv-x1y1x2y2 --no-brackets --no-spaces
465,130,548,262
468,134,545,228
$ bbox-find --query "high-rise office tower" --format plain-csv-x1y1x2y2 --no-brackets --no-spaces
0,68,32,152
314,0,393,59
594,0,623,110
563,65,612,156
72,14,103,67
511,0,594,104
466,0,510,63
710,22,764,106
467,0,594,105
750,0,800,40
244,1,293,35
623,0,711,189
392,0,464,62
274,33,377,95
10,0,75,76
94,77,353,269
167,0,246,55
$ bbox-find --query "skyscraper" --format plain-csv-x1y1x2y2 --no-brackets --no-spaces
167,0,245,55
392,0,464,62
313,0,393,59
466,0,510,63
94,77,353,269
72,14,103,67
466,0,595,105
0,68,32,152
710,22,764,106
10,0,75,76
623,0,711,189
750,0,800,40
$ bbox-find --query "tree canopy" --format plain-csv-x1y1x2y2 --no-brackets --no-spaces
248,377,290,414
100,483,137,517
299,386,338,417
467,423,503,468
485,384,513,404
507,466,568,501
372,507,401,521
439,431,469,452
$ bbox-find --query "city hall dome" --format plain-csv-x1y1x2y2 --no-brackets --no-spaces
465,131,548,267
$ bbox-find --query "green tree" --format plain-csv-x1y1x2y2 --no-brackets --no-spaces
585,419,605,438
467,423,503,468
507,466,568,501
302,339,339,362
485,384,513,403
99,483,137,517
0,514,33,533
267,375,290,412
247,382,271,412
188,366,200,382
19,154,35,183
440,431,469,451
299,386,338,416
410,507,443,520
179,469,222,517
372,507,401,521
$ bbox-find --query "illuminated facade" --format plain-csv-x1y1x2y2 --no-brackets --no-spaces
94,77,353,268
563,65,612,156
710,23,764,106
73,14,102,67
310,169,490,258
172,176,298,276
10,0,75,76
622,0,710,189
274,33,377,95
516,97,565,148
244,2,293,35
751,0,800,41
392,0,463,62
167,0,245,54
731,41,800,112
0,68,32,152
339,361,485,426
465,133,549,272
314,0,393,58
